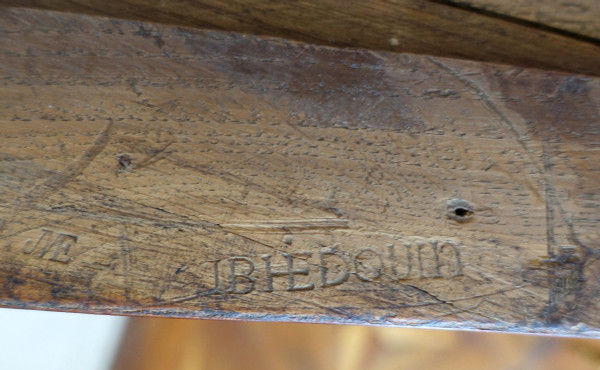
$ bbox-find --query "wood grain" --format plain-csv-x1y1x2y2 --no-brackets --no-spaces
0,8,599,336
2,0,600,76
443,0,600,40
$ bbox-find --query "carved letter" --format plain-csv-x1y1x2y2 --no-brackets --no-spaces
226,257,255,294
438,241,463,277
319,247,349,287
417,240,442,278
202,259,221,294
262,252,314,292
23,230,77,263
48,233,78,263
387,243,412,280
353,247,384,282
23,229,54,254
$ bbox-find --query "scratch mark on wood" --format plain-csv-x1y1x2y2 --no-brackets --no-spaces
120,226,132,301
23,119,114,202
427,57,544,202
220,219,349,232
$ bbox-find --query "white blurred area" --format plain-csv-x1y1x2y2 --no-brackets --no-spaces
0,308,127,370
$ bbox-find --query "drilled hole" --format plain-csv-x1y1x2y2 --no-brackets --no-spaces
446,199,475,222
454,207,473,218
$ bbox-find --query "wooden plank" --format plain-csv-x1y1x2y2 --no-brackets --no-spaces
443,0,600,40
0,8,599,336
2,0,600,76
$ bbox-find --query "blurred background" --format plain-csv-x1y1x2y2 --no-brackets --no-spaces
1,308,600,370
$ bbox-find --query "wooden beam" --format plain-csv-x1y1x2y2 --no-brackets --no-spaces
2,0,600,76
1,8,599,336
442,0,600,40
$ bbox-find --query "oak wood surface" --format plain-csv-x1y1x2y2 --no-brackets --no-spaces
2,0,600,76
0,8,599,336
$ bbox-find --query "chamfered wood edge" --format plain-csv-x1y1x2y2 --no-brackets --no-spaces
1,0,599,76
1,300,599,338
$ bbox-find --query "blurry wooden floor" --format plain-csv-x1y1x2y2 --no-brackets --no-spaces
112,318,600,370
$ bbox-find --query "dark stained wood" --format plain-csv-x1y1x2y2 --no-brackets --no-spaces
0,8,599,336
1,0,600,76
443,0,600,40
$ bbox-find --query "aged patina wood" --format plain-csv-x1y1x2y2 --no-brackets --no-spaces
2,0,600,76
0,8,599,336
